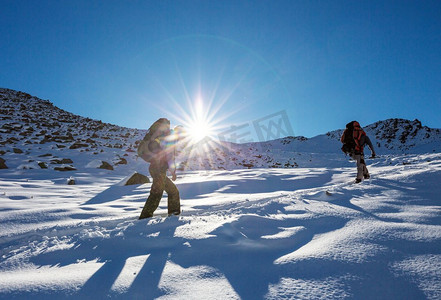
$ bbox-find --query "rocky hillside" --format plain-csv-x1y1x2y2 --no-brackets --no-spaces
0,88,145,171
326,118,441,153
1,88,440,172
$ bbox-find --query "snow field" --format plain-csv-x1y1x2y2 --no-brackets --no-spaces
0,153,440,299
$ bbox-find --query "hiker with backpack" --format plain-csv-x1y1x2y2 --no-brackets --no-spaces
138,118,180,219
341,121,376,183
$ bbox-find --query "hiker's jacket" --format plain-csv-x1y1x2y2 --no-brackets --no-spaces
340,124,374,154
150,136,176,173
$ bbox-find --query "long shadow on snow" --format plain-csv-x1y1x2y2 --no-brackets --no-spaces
373,175,441,206
328,193,393,222
30,218,180,299
177,171,333,199
372,177,441,225
170,214,348,299
79,221,178,299
82,184,148,205
28,214,347,299
358,176,441,225
23,213,431,300
306,184,407,223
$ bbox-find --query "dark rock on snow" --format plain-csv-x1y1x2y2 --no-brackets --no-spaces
125,172,150,185
38,162,48,169
50,158,73,164
54,166,77,171
115,157,127,165
0,157,7,169
13,148,23,154
99,161,114,170
69,143,89,150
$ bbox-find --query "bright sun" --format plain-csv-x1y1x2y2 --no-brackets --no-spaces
157,92,221,148
187,119,213,143
182,97,216,144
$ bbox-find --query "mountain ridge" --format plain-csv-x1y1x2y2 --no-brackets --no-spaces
1,88,440,171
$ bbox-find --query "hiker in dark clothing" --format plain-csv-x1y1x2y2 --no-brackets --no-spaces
139,118,180,219
341,121,376,183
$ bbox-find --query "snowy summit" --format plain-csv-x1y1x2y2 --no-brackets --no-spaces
1,89,441,299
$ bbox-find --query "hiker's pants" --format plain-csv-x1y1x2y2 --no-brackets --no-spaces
139,162,180,219
351,153,369,180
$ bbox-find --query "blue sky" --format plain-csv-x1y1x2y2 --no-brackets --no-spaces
1,0,440,139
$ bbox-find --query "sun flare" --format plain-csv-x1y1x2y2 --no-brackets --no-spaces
178,96,217,144
155,90,236,170
187,118,215,143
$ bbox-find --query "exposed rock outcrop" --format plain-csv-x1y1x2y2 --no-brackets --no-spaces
124,172,150,185
0,157,7,169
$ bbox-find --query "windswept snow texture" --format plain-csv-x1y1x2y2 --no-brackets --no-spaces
1,154,441,299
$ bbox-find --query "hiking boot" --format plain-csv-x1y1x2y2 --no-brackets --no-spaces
364,174,370,179
168,211,181,217
355,178,362,184
139,212,153,219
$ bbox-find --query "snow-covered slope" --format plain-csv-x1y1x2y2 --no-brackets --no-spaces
1,153,441,299
1,88,440,172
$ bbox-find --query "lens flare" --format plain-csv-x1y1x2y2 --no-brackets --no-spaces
187,120,213,143
155,91,233,171
184,97,216,143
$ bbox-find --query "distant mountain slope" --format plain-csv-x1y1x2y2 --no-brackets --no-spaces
1,88,440,171
0,88,146,171
0,88,144,150
326,118,441,153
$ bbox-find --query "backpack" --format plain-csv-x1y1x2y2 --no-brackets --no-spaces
137,131,156,162
341,121,357,155
137,118,169,162
353,126,366,153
